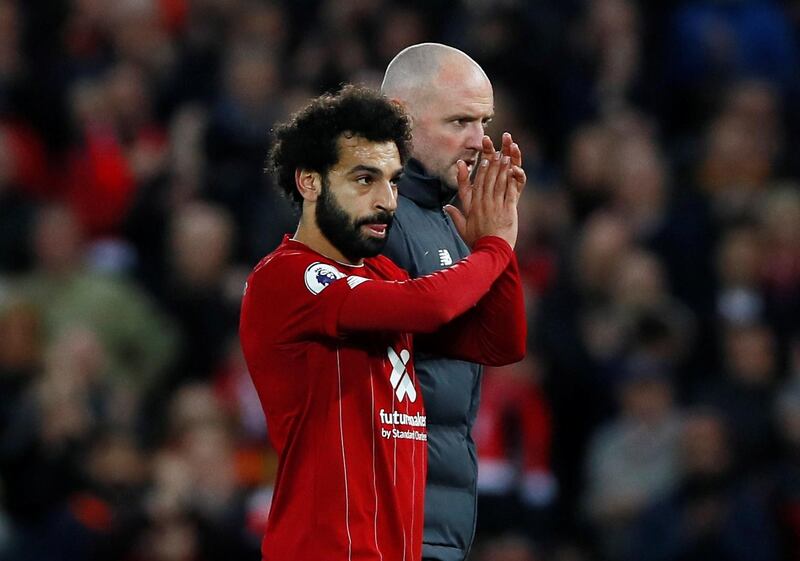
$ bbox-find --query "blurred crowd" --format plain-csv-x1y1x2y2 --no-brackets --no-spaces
0,0,799,560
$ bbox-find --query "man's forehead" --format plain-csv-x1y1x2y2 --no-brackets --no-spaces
424,67,493,115
334,135,401,171
437,56,489,88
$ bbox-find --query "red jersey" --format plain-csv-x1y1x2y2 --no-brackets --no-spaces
240,235,525,561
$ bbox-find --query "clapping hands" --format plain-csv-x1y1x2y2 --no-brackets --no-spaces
444,133,527,249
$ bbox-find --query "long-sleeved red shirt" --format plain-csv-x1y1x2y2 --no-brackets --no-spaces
239,234,525,561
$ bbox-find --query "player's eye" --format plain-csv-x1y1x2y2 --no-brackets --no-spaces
356,176,373,185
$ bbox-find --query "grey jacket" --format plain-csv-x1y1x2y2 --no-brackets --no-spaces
383,159,482,561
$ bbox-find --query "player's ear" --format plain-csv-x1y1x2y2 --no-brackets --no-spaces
296,169,322,202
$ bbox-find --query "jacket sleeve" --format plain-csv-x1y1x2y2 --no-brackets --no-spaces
416,251,527,366
335,236,513,334
382,214,419,277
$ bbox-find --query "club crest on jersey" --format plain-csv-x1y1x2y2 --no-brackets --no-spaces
387,346,416,402
304,262,346,295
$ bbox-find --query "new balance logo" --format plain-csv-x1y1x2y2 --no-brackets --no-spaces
387,346,416,402
438,249,453,266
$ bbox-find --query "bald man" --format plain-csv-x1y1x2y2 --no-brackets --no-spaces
381,43,526,561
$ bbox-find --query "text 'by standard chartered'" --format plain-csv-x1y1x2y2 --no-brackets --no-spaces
379,409,427,441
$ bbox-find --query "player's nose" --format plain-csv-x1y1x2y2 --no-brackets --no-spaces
375,180,397,212
465,122,484,152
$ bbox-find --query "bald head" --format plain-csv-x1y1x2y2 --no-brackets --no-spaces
381,43,493,189
381,43,488,110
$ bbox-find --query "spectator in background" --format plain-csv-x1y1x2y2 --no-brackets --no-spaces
163,0,234,107
607,127,714,314
106,0,175,80
715,224,766,327
562,0,644,124
205,42,295,261
608,133,667,238
693,321,783,475
758,185,800,338
545,212,636,381
0,0,24,112
610,249,695,386
207,44,283,168
0,296,41,439
723,81,784,166
123,103,210,293
512,183,566,310
564,123,612,222
627,408,780,561
59,428,149,561
63,61,168,238
535,212,633,520
0,126,36,273
132,201,244,446
162,384,261,560
228,1,287,54
76,384,263,561
475,355,556,546
0,326,124,559
104,62,169,186
695,80,785,227
158,201,240,384
583,356,682,560
16,204,176,394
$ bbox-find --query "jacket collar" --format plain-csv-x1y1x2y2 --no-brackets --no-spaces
398,158,457,209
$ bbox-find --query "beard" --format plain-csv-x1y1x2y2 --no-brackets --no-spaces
316,177,394,262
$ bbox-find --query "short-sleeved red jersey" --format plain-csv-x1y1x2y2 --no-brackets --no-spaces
240,235,522,561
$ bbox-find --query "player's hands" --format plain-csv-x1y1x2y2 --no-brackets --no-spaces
460,135,495,219
500,131,527,196
445,148,519,249
458,134,527,223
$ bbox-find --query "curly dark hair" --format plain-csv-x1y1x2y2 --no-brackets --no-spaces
267,85,412,208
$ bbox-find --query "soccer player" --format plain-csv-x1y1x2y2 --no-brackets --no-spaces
381,43,526,560
239,86,526,561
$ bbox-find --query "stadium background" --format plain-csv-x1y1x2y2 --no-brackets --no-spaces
0,0,799,559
